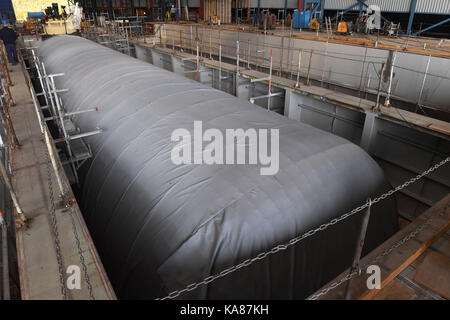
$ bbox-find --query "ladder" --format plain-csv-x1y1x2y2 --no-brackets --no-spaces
325,16,333,38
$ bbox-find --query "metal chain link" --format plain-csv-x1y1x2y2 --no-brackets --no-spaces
157,156,450,300
38,65,95,299
67,205,95,300
44,128,95,299
43,140,67,299
308,204,449,300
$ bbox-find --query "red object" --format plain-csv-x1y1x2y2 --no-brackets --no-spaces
149,0,153,21
199,0,203,20
95,107,99,111
298,0,302,11
0,210,2,217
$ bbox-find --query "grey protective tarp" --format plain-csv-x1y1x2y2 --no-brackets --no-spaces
38,35,397,299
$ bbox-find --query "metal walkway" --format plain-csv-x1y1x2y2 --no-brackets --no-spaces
8,62,115,299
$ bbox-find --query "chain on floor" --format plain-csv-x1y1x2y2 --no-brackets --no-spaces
68,205,95,300
43,139,67,300
43,130,95,299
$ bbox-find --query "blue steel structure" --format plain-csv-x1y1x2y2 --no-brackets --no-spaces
331,0,366,22
407,0,450,36
412,17,450,36
406,0,417,35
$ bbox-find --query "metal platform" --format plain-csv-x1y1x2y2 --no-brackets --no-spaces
8,62,115,300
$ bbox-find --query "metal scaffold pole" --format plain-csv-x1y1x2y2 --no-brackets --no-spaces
0,158,26,226
268,48,273,110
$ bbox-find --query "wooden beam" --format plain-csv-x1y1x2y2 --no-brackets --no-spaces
361,218,449,300
314,194,450,300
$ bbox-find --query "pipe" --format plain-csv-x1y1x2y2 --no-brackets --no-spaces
413,17,450,37
0,157,26,224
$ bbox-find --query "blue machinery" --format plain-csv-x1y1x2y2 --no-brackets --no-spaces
293,0,324,29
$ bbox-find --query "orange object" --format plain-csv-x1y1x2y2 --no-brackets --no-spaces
309,19,319,30
337,21,348,34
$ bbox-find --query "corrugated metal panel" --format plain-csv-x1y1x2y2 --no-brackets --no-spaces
181,0,450,13
416,0,450,14
182,0,201,7
250,0,295,9
324,0,411,13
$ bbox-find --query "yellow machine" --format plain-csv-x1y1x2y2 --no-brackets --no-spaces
309,18,319,30
337,21,348,33
209,15,219,25
337,21,353,35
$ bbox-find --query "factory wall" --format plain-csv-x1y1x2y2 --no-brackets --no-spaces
94,0,201,8
416,0,450,14
11,0,56,21
324,0,450,14
0,0,14,21
205,0,232,23
160,24,450,112
87,0,450,14
249,0,298,9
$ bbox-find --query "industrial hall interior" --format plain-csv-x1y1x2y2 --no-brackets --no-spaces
0,0,448,302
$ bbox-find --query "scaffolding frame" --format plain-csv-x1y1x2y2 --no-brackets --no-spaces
30,50,102,185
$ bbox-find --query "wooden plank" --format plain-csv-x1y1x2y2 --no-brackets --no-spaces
380,106,450,136
360,218,449,300
372,279,416,300
399,217,410,230
413,251,450,299
315,194,450,300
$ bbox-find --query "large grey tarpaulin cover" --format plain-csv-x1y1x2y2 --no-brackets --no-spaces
38,35,397,299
